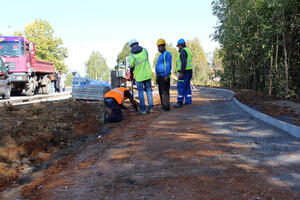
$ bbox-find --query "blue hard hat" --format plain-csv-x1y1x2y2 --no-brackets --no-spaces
177,38,185,46
129,39,138,47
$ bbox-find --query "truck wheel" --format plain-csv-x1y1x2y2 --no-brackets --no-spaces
41,78,51,94
24,77,35,96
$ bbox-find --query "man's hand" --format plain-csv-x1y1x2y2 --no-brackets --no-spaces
179,73,184,79
163,77,169,82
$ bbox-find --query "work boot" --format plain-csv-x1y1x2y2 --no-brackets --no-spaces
173,102,183,108
159,107,170,112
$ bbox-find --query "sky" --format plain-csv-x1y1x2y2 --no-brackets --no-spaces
0,0,219,76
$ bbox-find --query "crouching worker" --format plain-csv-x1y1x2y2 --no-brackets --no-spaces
104,87,138,122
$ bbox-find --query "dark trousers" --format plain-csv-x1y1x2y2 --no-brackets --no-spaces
157,75,170,110
104,98,123,122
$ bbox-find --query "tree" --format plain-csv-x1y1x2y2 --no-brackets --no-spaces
65,73,74,87
211,48,223,84
85,51,110,81
186,38,211,86
117,42,130,64
212,0,300,98
13,31,23,37
23,19,68,72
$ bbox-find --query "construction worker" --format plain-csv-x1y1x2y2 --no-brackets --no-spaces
155,39,172,111
174,39,193,108
129,39,154,114
104,87,138,122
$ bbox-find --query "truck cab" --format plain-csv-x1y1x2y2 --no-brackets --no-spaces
0,36,54,96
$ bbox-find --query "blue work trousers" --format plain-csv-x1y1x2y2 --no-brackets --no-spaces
177,72,192,104
136,79,154,112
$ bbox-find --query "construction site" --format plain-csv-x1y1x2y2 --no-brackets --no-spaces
1,1,300,199
0,83,299,199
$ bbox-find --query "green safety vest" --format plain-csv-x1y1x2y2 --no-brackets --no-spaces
129,48,152,82
176,47,193,71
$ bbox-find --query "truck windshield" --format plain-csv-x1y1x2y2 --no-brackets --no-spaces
0,41,25,57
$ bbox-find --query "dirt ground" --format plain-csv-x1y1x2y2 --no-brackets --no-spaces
234,89,300,126
10,90,300,200
0,99,104,195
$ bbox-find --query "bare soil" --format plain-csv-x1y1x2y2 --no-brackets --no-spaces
0,99,104,194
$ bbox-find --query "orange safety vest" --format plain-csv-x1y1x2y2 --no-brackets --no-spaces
104,87,128,104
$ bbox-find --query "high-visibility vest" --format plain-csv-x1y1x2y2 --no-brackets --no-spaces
104,87,128,104
176,47,193,71
129,48,152,82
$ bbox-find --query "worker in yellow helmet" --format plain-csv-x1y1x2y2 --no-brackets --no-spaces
155,39,172,111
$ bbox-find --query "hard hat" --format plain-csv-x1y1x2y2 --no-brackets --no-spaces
156,38,166,45
177,38,185,46
129,39,138,47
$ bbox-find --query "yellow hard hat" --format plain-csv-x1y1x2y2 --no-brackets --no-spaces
156,38,166,45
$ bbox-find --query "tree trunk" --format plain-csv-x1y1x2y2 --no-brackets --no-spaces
282,32,289,96
269,44,274,96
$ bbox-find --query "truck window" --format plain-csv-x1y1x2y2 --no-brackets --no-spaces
0,41,25,56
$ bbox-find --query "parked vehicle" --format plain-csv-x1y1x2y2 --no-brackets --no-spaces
0,36,54,96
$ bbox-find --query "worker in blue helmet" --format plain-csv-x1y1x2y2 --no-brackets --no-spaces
174,38,193,108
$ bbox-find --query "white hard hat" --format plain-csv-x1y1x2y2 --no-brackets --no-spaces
129,39,138,47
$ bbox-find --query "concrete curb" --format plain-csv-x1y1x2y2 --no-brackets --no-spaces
199,87,300,139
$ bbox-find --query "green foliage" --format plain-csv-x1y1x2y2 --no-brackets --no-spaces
23,19,68,72
117,42,130,64
186,38,211,85
13,31,23,37
212,0,300,98
65,73,74,87
210,48,223,83
85,51,110,81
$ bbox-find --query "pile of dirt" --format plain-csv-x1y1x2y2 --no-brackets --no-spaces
0,99,104,192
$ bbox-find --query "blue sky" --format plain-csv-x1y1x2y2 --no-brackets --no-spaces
1,0,219,75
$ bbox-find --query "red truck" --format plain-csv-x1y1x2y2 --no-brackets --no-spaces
0,36,54,97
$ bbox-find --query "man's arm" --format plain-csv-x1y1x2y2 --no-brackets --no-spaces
124,90,138,111
165,52,172,77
